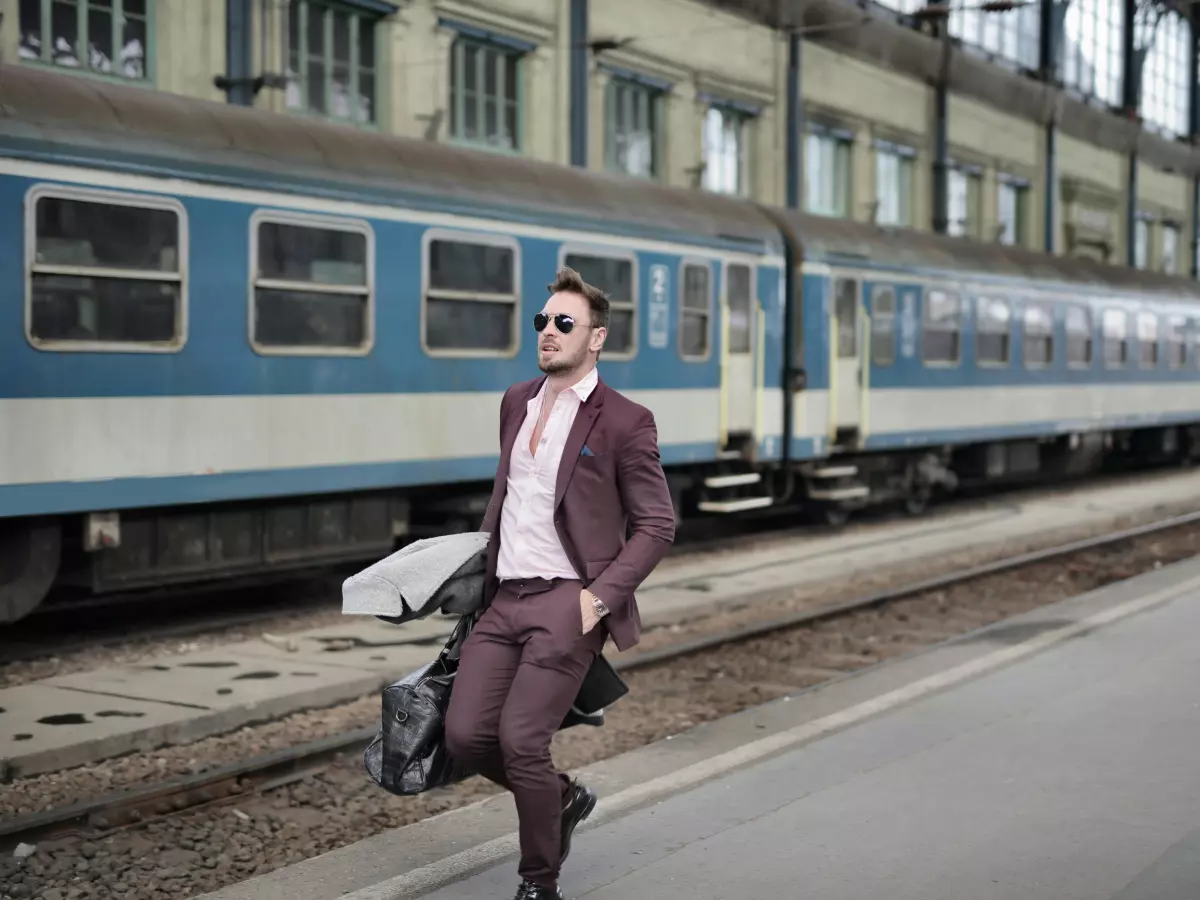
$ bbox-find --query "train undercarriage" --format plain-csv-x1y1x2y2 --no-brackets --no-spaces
2,421,1200,625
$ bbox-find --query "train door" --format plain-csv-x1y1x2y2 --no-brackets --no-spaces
831,276,862,437
722,262,756,441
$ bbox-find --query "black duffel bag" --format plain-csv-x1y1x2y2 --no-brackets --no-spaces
363,614,475,796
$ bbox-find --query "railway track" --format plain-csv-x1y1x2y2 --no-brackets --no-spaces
5,507,1199,856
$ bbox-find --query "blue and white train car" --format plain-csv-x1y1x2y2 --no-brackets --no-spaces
0,64,786,622
769,212,1200,521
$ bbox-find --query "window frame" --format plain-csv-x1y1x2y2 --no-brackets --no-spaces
556,243,639,361
420,227,521,359
604,74,663,180
1165,313,1187,370
677,257,714,363
19,0,154,84
284,0,382,127
248,208,375,358
1022,301,1055,369
921,287,963,367
1064,304,1094,369
24,182,188,354
1136,310,1159,369
448,33,525,154
1101,307,1129,369
975,294,1012,368
870,284,897,367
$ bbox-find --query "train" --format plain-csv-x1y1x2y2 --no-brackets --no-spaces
1,62,1199,625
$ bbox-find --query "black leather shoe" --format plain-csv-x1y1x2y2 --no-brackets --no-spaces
514,879,563,899
560,779,598,866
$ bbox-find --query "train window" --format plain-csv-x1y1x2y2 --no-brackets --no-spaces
834,279,857,358
27,189,185,350
1023,303,1054,368
679,262,712,360
726,264,754,354
870,286,896,366
252,214,372,353
563,252,637,357
423,234,519,354
1102,309,1128,367
1065,306,1092,367
975,296,1011,366
1194,319,1200,370
1165,315,1187,369
922,289,961,365
1136,312,1158,368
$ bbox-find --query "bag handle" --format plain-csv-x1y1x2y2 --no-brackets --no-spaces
440,614,474,663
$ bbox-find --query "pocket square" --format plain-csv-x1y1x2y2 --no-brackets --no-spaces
580,445,595,457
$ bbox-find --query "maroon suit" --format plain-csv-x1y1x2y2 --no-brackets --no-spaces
444,373,675,889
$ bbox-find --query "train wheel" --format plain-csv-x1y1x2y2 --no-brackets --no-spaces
0,518,61,624
903,487,931,517
822,505,849,528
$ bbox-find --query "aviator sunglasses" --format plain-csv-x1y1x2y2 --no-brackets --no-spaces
533,312,591,334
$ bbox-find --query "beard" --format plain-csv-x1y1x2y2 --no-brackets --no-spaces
538,343,586,373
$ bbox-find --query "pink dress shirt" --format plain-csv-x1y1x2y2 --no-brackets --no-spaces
495,367,599,581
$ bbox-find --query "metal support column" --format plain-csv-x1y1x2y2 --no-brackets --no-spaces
786,30,803,209
225,0,254,106
1039,0,1059,253
569,0,589,168
1121,0,1139,267
932,24,950,235
1190,17,1199,277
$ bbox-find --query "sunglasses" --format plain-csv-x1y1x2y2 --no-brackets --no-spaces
533,312,591,334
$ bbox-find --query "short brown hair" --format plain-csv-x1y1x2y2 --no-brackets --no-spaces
547,266,610,331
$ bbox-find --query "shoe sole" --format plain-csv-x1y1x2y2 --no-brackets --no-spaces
559,790,598,866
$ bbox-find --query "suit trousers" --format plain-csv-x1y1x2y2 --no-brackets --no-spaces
444,578,605,888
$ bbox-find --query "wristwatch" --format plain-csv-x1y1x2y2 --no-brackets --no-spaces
585,589,610,618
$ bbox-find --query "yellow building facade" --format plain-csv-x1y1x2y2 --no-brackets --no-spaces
0,0,1193,275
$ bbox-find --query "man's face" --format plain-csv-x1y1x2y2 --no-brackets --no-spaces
537,290,605,374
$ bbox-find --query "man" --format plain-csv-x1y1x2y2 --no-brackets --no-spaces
444,266,676,900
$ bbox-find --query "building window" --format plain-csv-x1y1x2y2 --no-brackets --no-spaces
19,0,149,80
948,0,1040,71
1134,217,1150,269
1061,0,1124,107
875,142,914,227
252,215,372,353
285,0,378,125
1065,305,1093,367
1023,303,1054,367
605,77,661,179
948,166,982,237
1102,308,1128,367
1136,311,1158,368
1139,12,1190,138
871,286,896,366
450,36,523,151
703,104,753,197
27,188,183,350
423,234,518,355
563,252,636,356
1161,222,1180,274
679,262,712,360
976,296,1011,366
997,178,1028,245
1165,315,1187,369
922,289,962,365
805,126,852,218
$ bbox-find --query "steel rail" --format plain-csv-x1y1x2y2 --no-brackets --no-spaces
3,507,1199,853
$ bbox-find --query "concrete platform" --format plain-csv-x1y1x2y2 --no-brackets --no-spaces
192,548,1200,900
5,468,1200,780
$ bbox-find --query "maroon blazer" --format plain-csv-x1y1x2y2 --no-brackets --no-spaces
479,374,676,651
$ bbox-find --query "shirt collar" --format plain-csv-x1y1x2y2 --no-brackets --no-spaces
532,367,599,405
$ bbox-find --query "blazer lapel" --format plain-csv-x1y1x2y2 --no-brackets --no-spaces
555,381,605,508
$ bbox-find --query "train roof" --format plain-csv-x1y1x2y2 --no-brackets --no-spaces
0,63,781,254
774,206,1200,302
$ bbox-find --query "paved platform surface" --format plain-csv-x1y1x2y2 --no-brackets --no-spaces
6,468,1200,779
195,548,1200,900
